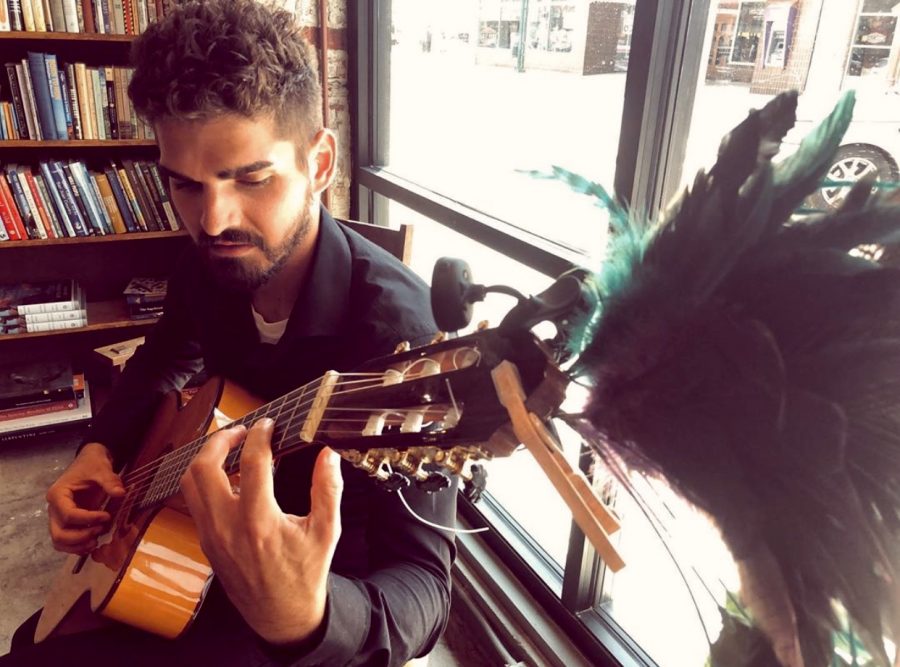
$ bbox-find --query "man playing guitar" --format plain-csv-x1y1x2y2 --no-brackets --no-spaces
1,1,455,664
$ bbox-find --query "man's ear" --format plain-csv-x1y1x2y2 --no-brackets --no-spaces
307,129,337,196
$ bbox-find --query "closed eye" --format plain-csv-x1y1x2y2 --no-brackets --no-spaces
171,179,201,192
239,176,273,188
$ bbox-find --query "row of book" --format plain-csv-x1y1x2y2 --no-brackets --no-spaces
0,278,86,333
0,359,92,442
0,0,174,35
0,159,181,241
123,275,164,320
3,54,150,141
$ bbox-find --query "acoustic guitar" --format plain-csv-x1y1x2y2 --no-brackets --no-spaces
35,327,568,642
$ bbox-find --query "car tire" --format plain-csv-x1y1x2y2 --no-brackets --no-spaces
807,144,897,212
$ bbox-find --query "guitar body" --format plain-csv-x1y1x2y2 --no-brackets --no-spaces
35,377,263,643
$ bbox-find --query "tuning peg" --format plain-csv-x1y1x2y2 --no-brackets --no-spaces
380,472,412,493
462,464,488,503
394,341,411,354
417,471,452,494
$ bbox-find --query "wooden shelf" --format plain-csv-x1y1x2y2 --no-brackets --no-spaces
0,300,158,341
0,230,188,249
0,139,156,148
0,31,136,43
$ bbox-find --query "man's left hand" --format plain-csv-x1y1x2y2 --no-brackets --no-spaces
180,418,343,645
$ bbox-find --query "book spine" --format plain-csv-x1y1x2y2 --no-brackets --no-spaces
89,67,104,140
97,67,110,138
104,66,117,139
0,0,10,30
23,307,86,322
0,399,77,422
61,0,78,32
26,317,86,331
87,171,113,234
73,0,83,31
38,161,74,236
66,161,103,234
17,167,50,238
93,172,125,233
26,52,56,140
34,173,66,237
64,64,80,139
43,54,68,140
22,168,56,238
49,160,94,236
47,0,64,31
104,165,136,232
148,163,179,230
0,170,28,239
31,0,46,31
17,61,41,140
74,63,92,140
110,0,123,34
0,180,20,240
57,65,73,139
47,160,86,235
5,65,28,140
79,0,93,33
0,213,9,240
40,0,52,29
57,161,92,235
126,160,161,230
8,0,22,30
74,161,109,234
92,0,103,32
5,166,40,238
20,0,34,31
117,165,146,230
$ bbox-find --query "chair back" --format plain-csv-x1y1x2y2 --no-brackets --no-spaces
339,219,414,265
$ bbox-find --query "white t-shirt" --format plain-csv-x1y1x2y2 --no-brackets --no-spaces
251,304,289,345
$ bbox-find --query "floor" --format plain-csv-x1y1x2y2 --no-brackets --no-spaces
0,432,473,665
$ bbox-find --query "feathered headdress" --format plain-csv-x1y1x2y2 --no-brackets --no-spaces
556,90,900,667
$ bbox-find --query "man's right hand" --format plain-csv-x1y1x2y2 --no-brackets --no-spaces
46,443,126,555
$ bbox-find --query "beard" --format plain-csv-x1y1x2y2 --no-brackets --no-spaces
197,191,314,292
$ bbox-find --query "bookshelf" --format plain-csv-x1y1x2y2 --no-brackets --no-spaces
0,28,189,404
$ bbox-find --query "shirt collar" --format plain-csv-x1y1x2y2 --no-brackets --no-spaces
284,207,352,337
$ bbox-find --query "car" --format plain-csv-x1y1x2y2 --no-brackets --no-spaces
786,90,900,211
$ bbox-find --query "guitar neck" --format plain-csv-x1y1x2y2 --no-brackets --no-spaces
125,372,337,511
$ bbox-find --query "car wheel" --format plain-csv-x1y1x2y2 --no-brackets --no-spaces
807,145,896,212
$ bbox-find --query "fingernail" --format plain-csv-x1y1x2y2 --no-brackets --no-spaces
259,418,275,429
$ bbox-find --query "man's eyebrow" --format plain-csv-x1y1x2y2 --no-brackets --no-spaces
157,161,274,183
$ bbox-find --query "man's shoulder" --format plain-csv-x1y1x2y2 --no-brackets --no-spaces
335,221,437,346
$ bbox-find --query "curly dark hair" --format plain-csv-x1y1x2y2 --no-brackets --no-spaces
129,0,322,146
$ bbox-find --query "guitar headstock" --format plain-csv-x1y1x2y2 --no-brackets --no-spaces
314,327,568,489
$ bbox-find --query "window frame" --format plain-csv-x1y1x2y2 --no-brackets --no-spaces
348,0,712,662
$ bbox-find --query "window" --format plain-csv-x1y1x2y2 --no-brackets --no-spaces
352,0,900,664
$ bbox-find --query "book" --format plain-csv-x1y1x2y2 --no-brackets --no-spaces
64,63,81,140
61,161,98,234
38,161,76,237
0,172,28,240
5,64,29,140
35,174,66,238
20,0,34,31
69,161,108,235
0,379,92,439
148,163,180,230
46,160,88,236
90,67,104,140
0,359,75,410
5,165,41,239
22,308,86,323
16,61,41,140
8,0,22,32
61,0,79,32
74,63,93,140
43,54,68,141
104,165,137,232
122,160,158,230
56,64,74,140
93,172,126,234
87,172,114,234
0,0,10,30
117,165,146,230
0,279,81,315
122,277,166,302
0,182,22,240
32,0,46,33
14,166,48,238
47,0,65,33
0,396,77,422
26,52,57,142
25,317,87,331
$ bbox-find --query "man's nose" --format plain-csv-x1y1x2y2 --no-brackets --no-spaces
200,189,240,237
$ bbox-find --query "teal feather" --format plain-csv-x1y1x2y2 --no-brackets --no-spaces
542,90,900,666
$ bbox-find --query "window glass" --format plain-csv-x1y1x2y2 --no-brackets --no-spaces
689,0,900,213
389,0,634,255
390,201,579,567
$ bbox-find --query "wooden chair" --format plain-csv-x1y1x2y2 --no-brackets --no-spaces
339,219,414,265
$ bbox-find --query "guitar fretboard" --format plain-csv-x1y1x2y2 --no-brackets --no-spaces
126,375,327,511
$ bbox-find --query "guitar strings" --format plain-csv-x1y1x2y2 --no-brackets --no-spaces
118,368,471,505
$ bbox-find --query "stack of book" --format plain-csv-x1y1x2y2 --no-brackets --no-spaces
0,159,181,242
0,359,92,442
0,278,86,334
0,55,153,142
123,277,165,320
